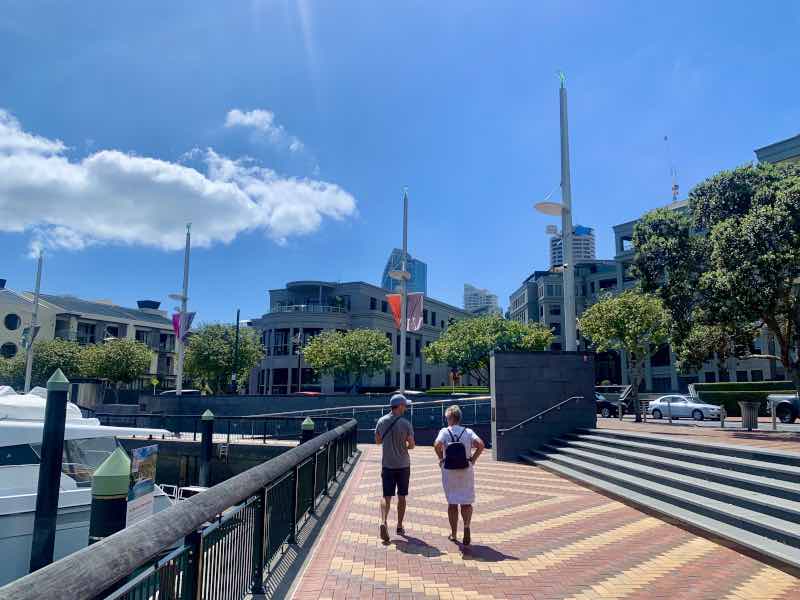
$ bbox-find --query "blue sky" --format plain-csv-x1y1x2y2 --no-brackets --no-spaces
1,1,799,323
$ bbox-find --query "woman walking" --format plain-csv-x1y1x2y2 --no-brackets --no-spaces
434,405,485,545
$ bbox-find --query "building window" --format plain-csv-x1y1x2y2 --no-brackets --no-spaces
551,323,561,335
650,344,671,367
423,309,428,324
431,311,436,327
425,374,431,389
381,300,388,313
751,370,764,382
4,314,21,331
386,332,393,348
540,306,544,318
651,376,672,393
736,370,748,382
1,342,17,358
414,374,421,389
384,370,391,386
396,335,400,355
406,338,411,356
550,342,561,352
415,339,421,357
370,297,377,310
405,372,410,389
395,372,400,387
549,305,561,316
704,372,716,383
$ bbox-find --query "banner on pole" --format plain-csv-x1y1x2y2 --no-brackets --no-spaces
172,312,196,341
385,293,424,332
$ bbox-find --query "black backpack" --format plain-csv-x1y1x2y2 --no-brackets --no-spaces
443,428,469,470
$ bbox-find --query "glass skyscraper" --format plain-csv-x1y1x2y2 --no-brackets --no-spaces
381,248,427,294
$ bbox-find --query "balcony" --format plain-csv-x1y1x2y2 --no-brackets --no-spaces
270,305,347,314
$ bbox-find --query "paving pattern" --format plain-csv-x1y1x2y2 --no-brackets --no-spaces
292,445,800,600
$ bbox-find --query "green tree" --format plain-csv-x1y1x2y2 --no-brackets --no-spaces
578,290,671,421
80,339,153,401
0,339,84,390
184,324,264,394
423,315,553,386
634,162,800,394
302,329,392,391
673,323,756,377
0,355,24,389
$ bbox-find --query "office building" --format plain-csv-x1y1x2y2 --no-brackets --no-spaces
755,133,800,165
248,280,470,394
381,249,427,294
0,279,176,388
549,225,596,269
463,284,501,315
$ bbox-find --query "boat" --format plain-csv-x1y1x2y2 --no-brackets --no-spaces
0,385,172,586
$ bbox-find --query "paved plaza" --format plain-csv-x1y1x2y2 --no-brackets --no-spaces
292,445,800,600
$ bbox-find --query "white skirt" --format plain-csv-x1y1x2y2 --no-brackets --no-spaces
441,464,475,505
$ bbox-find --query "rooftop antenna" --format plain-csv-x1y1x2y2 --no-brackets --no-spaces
664,135,679,202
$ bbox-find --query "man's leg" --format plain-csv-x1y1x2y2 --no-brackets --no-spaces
397,496,406,530
380,468,394,542
460,504,473,545
380,495,392,525
396,467,410,534
447,504,459,540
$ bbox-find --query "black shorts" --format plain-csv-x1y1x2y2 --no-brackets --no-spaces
381,466,411,497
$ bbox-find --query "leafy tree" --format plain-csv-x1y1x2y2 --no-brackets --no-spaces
0,339,84,390
423,315,553,386
80,339,153,401
0,355,24,389
184,324,264,394
673,323,756,377
578,290,670,421
634,162,800,394
303,329,392,391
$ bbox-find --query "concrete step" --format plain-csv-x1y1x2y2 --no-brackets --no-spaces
530,449,800,549
582,428,800,468
522,451,800,573
557,438,800,503
570,433,800,484
544,442,800,523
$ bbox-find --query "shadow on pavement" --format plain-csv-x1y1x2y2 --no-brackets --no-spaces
392,535,445,557
459,544,518,562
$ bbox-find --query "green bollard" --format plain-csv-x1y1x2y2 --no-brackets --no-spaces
89,447,131,544
199,410,214,487
301,417,315,443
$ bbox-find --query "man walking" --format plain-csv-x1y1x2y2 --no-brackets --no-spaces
375,393,415,542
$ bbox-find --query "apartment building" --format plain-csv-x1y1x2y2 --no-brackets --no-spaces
463,283,501,315
248,280,470,394
0,279,176,387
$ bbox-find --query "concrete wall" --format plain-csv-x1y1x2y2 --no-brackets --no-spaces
491,352,596,462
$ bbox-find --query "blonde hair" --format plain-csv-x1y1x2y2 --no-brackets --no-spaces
445,405,462,424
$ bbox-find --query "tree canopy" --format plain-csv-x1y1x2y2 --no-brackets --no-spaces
184,323,264,394
423,315,553,385
579,290,670,418
302,329,392,390
0,338,88,389
80,338,153,387
634,161,800,389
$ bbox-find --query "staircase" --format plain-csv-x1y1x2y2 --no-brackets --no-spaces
522,429,800,572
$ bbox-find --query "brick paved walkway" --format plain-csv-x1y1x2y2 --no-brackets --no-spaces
292,446,800,599
597,419,800,453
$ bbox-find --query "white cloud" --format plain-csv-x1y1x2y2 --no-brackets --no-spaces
225,108,305,153
0,110,357,253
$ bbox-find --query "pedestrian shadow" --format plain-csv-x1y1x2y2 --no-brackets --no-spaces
391,535,445,557
458,545,518,563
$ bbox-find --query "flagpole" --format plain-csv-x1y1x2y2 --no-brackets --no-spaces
175,224,191,397
23,252,43,393
399,190,408,393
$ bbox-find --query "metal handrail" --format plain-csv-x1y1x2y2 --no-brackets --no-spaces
497,396,585,435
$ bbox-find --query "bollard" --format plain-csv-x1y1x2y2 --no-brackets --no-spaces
772,400,777,431
301,417,315,443
199,410,214,487
29,369,70,573
89,447,131,544
720,405,727,429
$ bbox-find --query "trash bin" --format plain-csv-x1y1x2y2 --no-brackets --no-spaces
738,401,760,431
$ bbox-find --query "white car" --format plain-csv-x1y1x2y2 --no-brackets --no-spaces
648,395,721,421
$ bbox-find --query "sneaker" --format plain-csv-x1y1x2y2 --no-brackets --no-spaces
379,523,390,542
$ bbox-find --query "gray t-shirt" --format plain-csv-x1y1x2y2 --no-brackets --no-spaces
376,412,414,469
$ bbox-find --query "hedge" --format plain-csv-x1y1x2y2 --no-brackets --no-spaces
694,381,794,393
693,382,797,416
427,386,490,395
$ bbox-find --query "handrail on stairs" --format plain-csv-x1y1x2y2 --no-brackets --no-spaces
497,396,585,436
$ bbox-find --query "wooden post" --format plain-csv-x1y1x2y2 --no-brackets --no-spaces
29,369,70,573
199,410,214,487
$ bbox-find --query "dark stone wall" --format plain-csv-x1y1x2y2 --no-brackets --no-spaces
120,438,291,487
491,352,596,462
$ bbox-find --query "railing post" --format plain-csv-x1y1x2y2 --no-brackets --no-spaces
199,410,214,488
311,451,319,514
288,466,299,544
250,487,267,596
183,529,202,600
323,442,331,496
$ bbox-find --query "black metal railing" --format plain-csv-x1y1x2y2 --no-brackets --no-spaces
0,420,358,600
92,412,348,444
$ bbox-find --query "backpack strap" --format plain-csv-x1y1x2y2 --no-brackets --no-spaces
382,415,401,438
448,427,465,442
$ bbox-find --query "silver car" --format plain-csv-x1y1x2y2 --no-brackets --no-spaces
648,395,721,421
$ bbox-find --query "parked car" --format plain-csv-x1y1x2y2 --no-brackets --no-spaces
648,395,721,421
766,394,799,424
595,392,625,418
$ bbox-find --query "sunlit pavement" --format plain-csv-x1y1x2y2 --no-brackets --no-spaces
291,445,800,599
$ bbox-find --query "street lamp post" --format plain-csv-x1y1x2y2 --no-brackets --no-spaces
23,252,43,393
389,189,411,393
534,73,577,352
172,224,191,396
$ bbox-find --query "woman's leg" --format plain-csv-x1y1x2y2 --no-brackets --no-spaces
448,504,459,539
460,504,473,545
